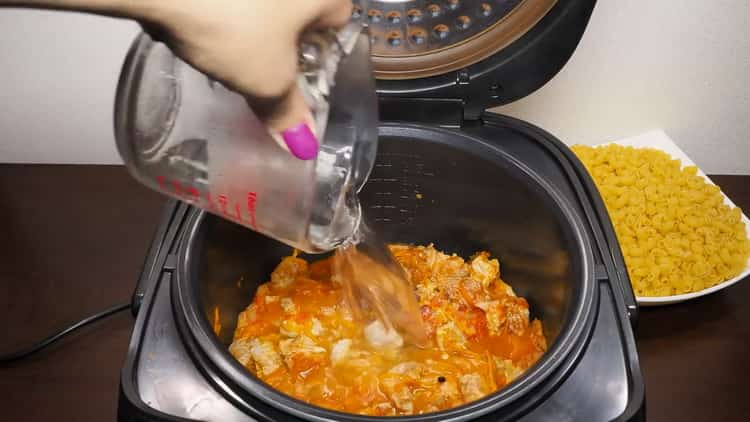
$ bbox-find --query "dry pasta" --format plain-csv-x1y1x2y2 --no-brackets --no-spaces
572,144,750,297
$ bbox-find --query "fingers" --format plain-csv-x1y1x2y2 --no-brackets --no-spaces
159,0,353,162
297,0,353,30
262,0,351,161
262,84,320,160
223,0,352,163
311,0,353,29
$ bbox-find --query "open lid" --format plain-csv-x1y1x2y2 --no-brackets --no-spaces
354,0,596,120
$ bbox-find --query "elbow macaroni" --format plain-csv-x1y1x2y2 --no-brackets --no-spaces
572,144,750,297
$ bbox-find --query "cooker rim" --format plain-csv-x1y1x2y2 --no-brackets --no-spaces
174,122,598,421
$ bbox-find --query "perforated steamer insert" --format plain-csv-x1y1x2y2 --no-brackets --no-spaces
118,1,646,421
355,0,554,79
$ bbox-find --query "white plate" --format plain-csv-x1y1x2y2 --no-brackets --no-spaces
594,130,750,306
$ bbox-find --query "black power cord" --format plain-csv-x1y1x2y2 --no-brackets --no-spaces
0,302,131,364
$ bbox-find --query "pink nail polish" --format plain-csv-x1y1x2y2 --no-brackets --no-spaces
281,123,319,160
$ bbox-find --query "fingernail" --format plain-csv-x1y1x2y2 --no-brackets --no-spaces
281,123,319,160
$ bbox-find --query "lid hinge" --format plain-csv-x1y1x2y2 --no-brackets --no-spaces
378,67,501,125
378,97,464,128
455,68,499,121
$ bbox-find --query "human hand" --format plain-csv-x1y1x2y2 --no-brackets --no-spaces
145,0,353,159
0,0,353,159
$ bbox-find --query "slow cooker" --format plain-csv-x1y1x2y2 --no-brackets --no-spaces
117,0,645,420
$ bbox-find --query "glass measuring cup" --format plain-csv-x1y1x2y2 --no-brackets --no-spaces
114,24,378,253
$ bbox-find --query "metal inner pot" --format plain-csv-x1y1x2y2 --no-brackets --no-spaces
174,124,596,421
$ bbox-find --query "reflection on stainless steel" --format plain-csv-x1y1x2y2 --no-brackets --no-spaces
137,276,255,421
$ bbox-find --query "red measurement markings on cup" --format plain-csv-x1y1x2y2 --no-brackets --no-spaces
156,176,258,230
186,186,201,204
205,192,218,211
217,194,229,215
247,192,257,229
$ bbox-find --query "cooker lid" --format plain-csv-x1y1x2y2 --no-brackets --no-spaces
360,0,555,80
356,0,596,118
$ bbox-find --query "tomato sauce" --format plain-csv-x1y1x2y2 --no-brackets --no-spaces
229,245,546,415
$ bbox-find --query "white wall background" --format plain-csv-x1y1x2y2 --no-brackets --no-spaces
0,10,137,164
497,0,750,175
1,2,749,174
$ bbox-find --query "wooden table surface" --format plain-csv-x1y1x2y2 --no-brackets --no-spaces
0,165,748,421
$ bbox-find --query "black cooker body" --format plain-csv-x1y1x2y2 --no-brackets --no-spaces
170,119,606,422
118,115,644,422
118,0,645,420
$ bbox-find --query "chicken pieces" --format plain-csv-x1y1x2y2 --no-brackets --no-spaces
229,245,547,415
